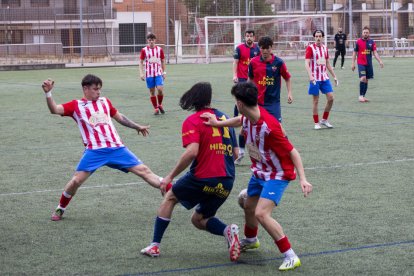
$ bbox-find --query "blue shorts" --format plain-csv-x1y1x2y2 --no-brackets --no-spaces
358,64,374,79
260,102,282,123
247,175,289,206
172,172,234,218
76,147,142,173
308,80,333,96
146,75,164,89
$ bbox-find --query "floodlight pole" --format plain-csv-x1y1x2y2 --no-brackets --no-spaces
348,0,353,41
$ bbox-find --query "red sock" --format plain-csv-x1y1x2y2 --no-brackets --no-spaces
166,182,172,192
150,96,158,109
313,114,319,123
323,111,329,120
244,225,258,238
275,236,291,254
58,191,72,209
157,94,164,106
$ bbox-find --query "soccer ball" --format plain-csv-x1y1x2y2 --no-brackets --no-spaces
238,188,248,209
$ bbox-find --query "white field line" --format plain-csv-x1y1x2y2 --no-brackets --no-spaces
1,158,413,197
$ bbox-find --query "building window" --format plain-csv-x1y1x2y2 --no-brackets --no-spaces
89,0,107,6
0,30,23,44
30,0,49,7
369,16,390,34
1,0,21,7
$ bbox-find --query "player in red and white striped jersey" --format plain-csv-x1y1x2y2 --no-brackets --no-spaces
305,30,338,130
202,82,312,271
139,33,167,115
42,74,169,221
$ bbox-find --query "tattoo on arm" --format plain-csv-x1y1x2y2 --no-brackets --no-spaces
119,114,138,129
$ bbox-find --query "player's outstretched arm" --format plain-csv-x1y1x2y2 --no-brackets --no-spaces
41,78,64,115
200,113,242,128
290,148,313,197
113,112,150,136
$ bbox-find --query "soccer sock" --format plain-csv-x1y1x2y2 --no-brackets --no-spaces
341,57,345,67
206,217,227,236
364,82,368,96
152,216,170,244
322,111,329,120
275,236,291,254
313,114,319,124
58,191,72,210
244,224,258,239
239,134,246,149
359,82,365,96
150,96,158,109
157,94,164,106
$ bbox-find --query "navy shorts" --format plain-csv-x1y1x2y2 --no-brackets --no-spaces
308,80,334,96
358,64,374,79
260,102,282,123
76,147,142,173
146,75,164,89
172,172,234,218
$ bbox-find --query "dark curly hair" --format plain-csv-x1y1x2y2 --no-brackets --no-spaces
179,82,212,111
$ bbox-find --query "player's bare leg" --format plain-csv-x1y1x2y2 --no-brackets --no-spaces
156,87,165,114
312,95,322,130
128,164,162,189
149,87,159,114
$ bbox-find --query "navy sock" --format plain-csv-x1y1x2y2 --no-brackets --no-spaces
152,216,170,243
239,134,245,149
359,82,365,96
364,82,368,96
206,217,227,236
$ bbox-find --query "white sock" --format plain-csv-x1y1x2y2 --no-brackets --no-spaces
239,148,245,154
284,248,296,259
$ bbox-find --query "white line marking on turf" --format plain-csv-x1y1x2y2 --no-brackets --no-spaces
1,158,413,197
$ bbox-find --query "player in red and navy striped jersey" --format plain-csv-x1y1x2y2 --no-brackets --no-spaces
202,82,312,271
305,30,338,130
232,30,260,165
139,33,167,115
141,82,241,262
248,36,292,123
42,74,168,221
351,26,384,102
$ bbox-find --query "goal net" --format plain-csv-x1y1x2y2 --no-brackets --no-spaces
197,15,327,63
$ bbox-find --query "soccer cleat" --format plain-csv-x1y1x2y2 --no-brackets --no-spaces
240,238,260,252
358,96,366,103
154,108,160,115
51,208,64,221
234,152,245,165
319,119,333,128
279,256,301,271
225,224,241,262
341,66,345,69
314,123,322,130
141,243,160,257
158,105,165,114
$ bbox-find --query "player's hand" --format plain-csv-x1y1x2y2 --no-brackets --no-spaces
233,76,238,83
300,179,313,197
160,176,173,196
351,64,356,71
310,78,316,85
200,112,218,126
42,78,54,93
379,61,384,68
287,93,293,104
334,78,339,86
136,125,150,136
139,74,145,81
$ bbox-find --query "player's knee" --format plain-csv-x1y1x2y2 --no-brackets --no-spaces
190,213,204,229
254,208,268,224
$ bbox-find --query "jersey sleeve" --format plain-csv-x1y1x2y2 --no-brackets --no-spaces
372,41,377,51
233,46,241,60
354,40,359,52
160,48,165,59
61,100,77,117
280,62,291,80
140,48,145,60
248,61,254,79
181,118,200,148
268,122,294,157
305,46,313,59
105,98,118,117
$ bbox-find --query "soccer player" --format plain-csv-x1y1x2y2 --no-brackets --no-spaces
232,30,260,165
351,26,384,103
202,82,313,271
305,30,338,130
333,27,348,69
141,82,241,262
139,33,166,115
42,74,169,221
248,36,293,123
